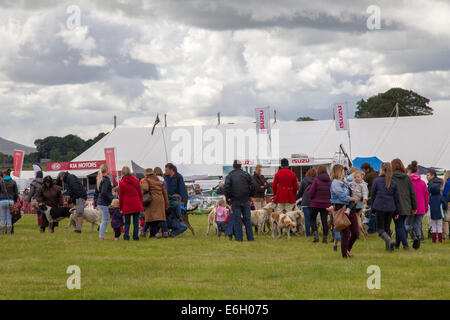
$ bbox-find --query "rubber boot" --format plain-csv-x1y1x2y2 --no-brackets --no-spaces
322,234,328,244
380,232,394,251
313,231,319,243
6,226,12,235
438,233,443,243
432,233,437,243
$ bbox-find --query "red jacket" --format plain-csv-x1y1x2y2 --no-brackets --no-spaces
272,168,298,204
119,175,144,214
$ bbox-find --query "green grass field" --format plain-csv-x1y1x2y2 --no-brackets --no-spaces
1,214,449,300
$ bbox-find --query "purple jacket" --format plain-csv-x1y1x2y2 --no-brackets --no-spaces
309,173,332,208
109,207,124,229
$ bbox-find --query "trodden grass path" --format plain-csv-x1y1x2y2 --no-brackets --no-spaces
0,215,449,299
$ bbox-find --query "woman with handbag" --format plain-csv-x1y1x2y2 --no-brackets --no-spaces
371,162,400,251
141,168,169,238
0,168,19,235
330,164,358,258
94,164,113,240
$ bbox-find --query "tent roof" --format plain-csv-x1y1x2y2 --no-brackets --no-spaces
352,157,383,172
73,115,449,176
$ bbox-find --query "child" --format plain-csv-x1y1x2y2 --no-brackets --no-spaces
112,186,119,199
429,184,448,243
216,199,229,237
109,199,123,240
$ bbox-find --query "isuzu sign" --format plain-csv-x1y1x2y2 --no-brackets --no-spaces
290,158,310,165
255,107,270,134
333,103,349,131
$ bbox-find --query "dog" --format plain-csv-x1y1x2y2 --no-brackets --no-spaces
39,205,73,230
251,203,274,235
285,209,305,236
180,204,198,236
206,207,218,235
66,207,101,232
270,211,297,239
357,207,368,240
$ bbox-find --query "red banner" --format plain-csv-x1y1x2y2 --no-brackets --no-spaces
13,150,24,178
46,160,106,171
104,147,118,186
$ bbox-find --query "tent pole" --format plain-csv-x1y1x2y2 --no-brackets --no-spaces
161,124,169,164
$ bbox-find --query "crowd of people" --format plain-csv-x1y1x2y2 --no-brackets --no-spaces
0,158,449,260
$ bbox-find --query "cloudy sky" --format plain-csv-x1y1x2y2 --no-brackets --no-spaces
1,0,449,146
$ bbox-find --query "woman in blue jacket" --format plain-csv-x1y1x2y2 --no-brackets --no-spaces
330,164,358,258
371,162,400,251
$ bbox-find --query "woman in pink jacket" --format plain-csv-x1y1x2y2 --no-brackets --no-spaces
406,161,429,250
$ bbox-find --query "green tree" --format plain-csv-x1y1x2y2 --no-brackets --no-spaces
296,116,316,121
355,88,433,118
34,132,109,162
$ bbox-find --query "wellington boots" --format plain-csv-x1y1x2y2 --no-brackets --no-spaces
380,232,394,251
313,231,319,243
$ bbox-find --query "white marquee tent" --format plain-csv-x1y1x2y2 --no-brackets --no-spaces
72,115,449,177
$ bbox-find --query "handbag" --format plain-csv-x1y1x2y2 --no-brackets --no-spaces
444,207,450,223
126,179,152,207
1,179,20,216
332,205,351,232
142,190,153,207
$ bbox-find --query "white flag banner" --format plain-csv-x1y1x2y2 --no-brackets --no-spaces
333,103,349,131
255,107,270,134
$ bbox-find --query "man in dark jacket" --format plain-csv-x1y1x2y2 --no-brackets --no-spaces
164,163,187,205
57,171,87,233
164,163,187,222
361,162,379,234
27,171,44,229
252,164,269,210
225,160,257,242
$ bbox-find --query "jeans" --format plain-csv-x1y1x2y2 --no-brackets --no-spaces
147,221,168,237
217,221,227,236
166,215,187,237
394,215,409,248
341,210,359,258
376,211,394,236
405,214,424,241
0,200,12,227
367,208,377,233
302,207,313,236
124,212,140,240
310,207,328,236
98,205,110,239
231,200,253,241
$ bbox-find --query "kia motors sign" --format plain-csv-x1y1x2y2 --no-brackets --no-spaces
255,107,270,134
333,103,349,131
46,161,106,171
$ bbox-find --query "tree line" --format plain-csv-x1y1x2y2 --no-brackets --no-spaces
296,88,433,121
0,132,107,166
